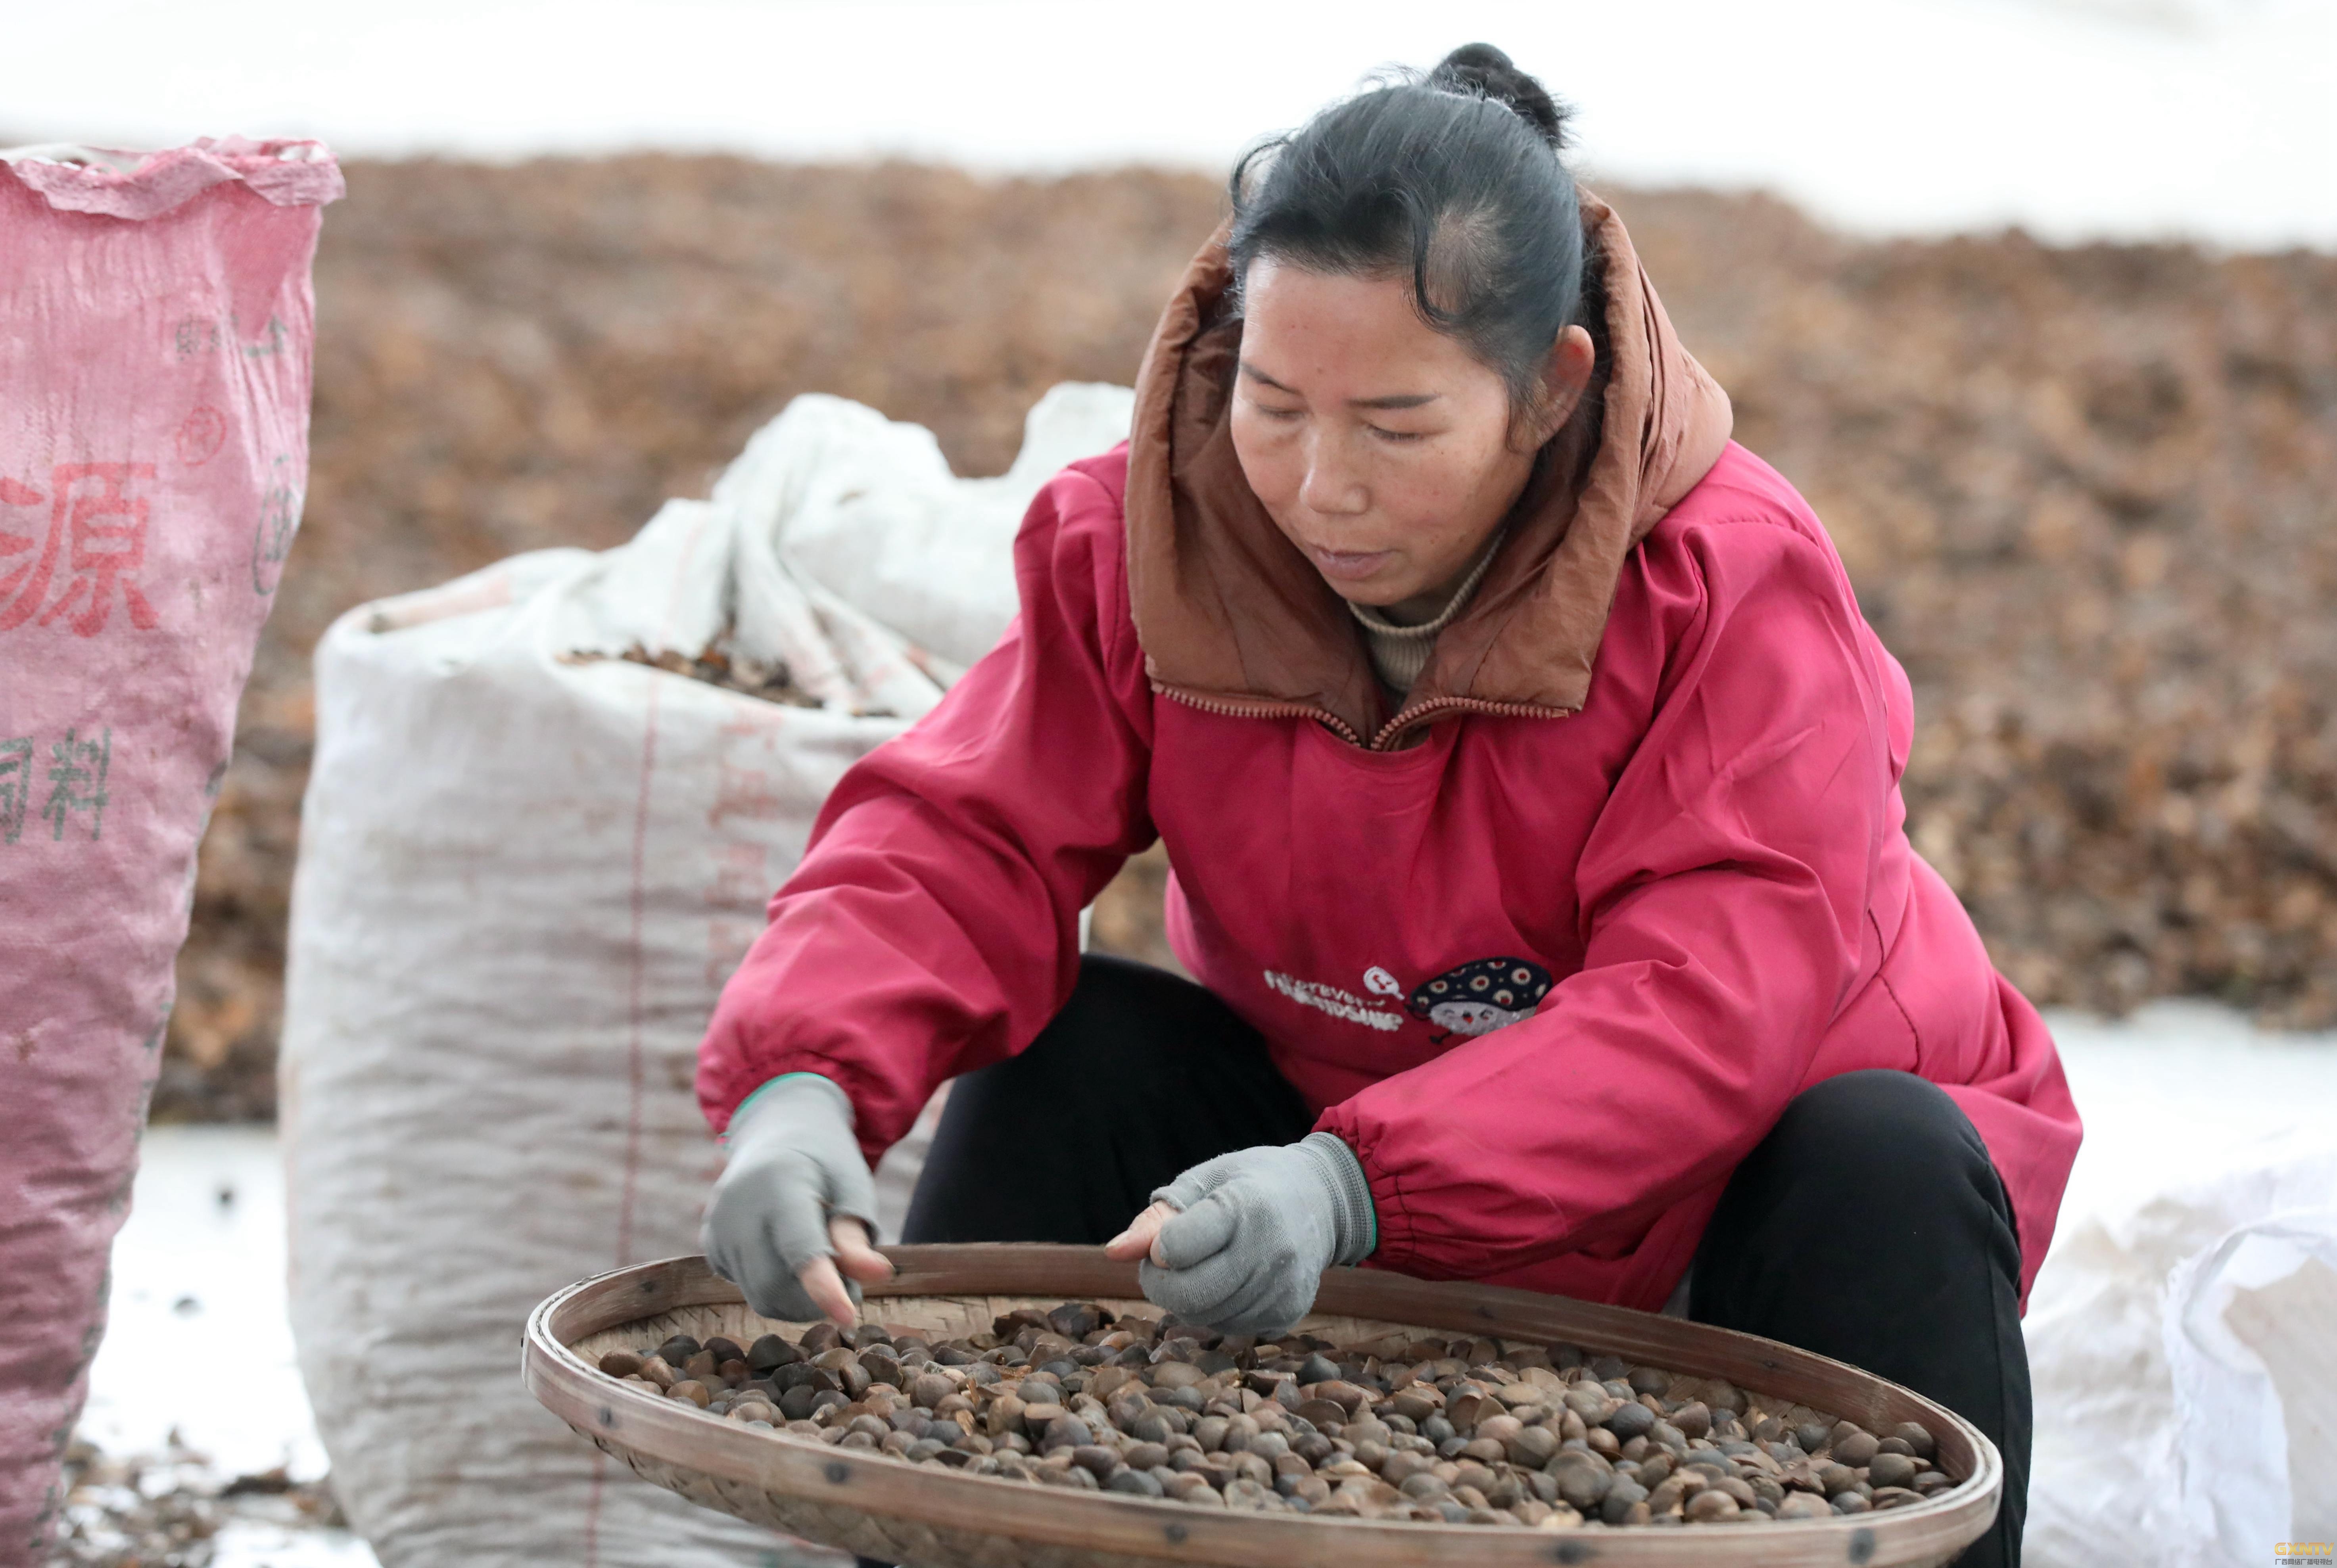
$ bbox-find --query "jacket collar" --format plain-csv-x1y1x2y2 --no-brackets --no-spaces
1125,191,1734,749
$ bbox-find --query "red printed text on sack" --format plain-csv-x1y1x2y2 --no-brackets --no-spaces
0,464,162,636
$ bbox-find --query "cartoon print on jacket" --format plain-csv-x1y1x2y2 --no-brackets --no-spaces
1407,957,1555,1041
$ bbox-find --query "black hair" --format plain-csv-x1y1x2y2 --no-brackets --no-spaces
1227,44,1589,425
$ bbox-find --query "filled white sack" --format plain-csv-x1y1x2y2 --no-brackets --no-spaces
738,381,1135,676
2024,1006,2337,1566
281,384,1130,1566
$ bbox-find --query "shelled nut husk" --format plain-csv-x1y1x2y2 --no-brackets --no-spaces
162,163,2337,1124
592,1302,1953,1529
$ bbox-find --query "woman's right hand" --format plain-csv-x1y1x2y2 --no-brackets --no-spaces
701,1074,894,1327
1104,1134,1376,1336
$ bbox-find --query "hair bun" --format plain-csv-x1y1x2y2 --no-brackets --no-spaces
1428,43,1570,150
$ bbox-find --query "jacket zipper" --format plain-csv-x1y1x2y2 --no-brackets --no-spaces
1154,683,1570,752
1367,696,1572,751
1151,685,1366,747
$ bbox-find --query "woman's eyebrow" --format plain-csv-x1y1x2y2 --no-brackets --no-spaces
1238,362,1441,411
1238,361,1299,393
1243,360,1439,411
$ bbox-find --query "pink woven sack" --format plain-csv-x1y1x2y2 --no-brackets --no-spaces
0,138,340,1562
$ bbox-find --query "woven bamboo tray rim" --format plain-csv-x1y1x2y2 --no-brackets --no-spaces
526,1245,2001,1568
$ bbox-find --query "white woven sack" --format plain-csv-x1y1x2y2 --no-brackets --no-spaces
281,385,1130,1566
2023,1016,2337,1568
2163,1201,2337,1556
739,382,1133,676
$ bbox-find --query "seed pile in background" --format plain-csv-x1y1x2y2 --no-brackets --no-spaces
161,158,2337,1118
596,1303,1952,1528
556,640,823,707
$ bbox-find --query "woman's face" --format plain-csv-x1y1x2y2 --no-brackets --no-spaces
1230,259,1591,619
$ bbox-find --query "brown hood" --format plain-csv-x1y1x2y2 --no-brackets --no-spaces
1125,190,1734,748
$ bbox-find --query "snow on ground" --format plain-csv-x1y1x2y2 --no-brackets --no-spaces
2047,1000,2337,1211
81,1128,325,1482
7,0,2333,248
81,1002,2337,1558
205,1522,378,1568
76,1127,378,1567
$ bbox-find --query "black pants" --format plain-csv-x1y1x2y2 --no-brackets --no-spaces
903,955,2030,1566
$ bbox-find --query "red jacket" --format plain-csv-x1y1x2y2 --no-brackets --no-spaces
698,432,2082,1312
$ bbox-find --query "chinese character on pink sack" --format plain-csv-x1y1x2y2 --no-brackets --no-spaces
0,476,44,606
0,737,33,845
41,727,111,843
0,464,161,636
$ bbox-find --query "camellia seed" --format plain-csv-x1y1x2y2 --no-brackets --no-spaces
585,1304,1947,1529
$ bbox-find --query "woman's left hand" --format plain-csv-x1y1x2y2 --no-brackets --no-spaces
1103,1133,1378,1335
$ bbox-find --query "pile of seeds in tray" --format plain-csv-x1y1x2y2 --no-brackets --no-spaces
594,1303,1955,1528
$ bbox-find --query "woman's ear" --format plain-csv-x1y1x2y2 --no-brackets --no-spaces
1516,324,1597,450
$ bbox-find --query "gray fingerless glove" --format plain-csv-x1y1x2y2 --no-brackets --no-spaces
700,1074,877,1320
1137,1132,1377,1336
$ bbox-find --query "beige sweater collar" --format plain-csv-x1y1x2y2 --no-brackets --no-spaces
1347,531,1508,698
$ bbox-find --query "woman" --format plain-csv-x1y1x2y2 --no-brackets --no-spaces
698,46,2077,1563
